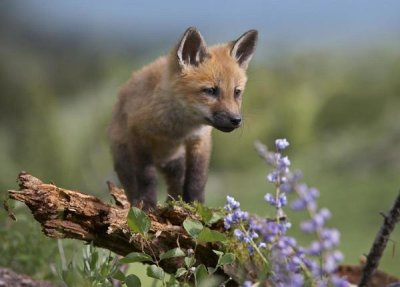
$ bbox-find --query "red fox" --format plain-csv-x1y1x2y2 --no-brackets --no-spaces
108,27,258,209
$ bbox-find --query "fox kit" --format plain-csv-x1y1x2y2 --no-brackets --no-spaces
108,27,258,209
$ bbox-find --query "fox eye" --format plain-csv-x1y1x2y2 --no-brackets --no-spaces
234,88,242,98
202,87,219,97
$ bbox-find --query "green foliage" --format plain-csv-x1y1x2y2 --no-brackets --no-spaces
0,205,66,281
46,239,236,287
120,252,153,264
125,274,141,287
196,204,224,226
217,253,235,266
160,248,186,261
127,207,151,236
147,265,165,280
197,228,226,243
183,218,226,243
167,277,181,287
194,265,208,286
183,219,204,238
111,204,235,286
184,257,196,269
112,269,126,281
58,244,120,287
175,267,187,278
196,204,213,223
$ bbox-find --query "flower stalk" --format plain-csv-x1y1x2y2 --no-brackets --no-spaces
223,139,350,287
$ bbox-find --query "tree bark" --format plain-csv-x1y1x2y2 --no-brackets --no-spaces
7,172,221,276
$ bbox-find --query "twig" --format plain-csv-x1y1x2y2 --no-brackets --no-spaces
359,192,400,287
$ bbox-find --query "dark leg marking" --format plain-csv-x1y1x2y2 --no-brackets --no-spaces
112,143,157,209
183,138,211,203
158,156,186,201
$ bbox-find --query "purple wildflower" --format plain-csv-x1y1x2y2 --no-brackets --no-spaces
275,138,290,150
280,182,293,193
291,198,307,211
320,228,341,249
264,193,275,204
319,208,332,220
278,156,291,169
330,275,350,287
223,196,249,229
224,139,350,286
224,214,234,229
323,250,344,273
279,193,288,207
234,229,244,239
258,242,267,249
267,171,279,183
225,195,240,211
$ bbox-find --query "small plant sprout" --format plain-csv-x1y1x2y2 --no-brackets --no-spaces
122,204,235,286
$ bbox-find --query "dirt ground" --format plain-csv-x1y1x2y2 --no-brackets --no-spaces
0,268,55,287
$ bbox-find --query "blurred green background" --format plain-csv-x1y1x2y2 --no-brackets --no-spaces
1,0,400,283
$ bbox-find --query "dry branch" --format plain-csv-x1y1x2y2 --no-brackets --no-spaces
7,172,221,276
359,192,400,287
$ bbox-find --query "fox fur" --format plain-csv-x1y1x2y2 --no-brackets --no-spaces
108,27,258,208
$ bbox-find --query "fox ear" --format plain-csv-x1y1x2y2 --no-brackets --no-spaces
231,29,258,69
176,27,208,68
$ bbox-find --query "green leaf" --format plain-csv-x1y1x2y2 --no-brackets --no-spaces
184,256,196,268
175,267,187,278
89,249,98,270
183,218,203,238
195,264,209,285
160,248,185,261
167,276,180,287
125,274,141,287
62,268,84,286
212,250,223,257
111,269,126,281
127,207,151,235
196,205,224,226
197,227,226,243
207,267,216,275
208,211,225,225
120,252,152,264
147,265,165,280
196,205,213,223
217,253,235,266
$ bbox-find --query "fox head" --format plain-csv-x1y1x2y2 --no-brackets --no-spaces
169,27,258,132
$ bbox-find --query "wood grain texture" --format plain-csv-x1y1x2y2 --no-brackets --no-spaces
8,172,220,276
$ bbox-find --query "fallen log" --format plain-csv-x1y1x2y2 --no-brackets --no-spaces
6,172,400,286
7,172,221,277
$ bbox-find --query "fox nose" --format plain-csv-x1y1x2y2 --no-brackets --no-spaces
230,116,242,127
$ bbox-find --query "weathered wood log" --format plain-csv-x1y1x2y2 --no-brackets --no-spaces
6,172,400,287
7,172,221,278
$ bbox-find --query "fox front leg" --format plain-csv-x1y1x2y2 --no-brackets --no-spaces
159,156,186,202
183,135,211,203
112,143,157,209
